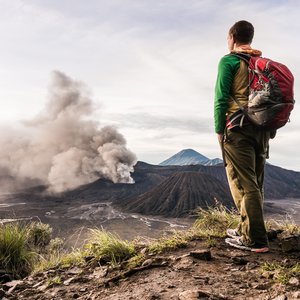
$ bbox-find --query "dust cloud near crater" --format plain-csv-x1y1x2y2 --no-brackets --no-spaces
0,71,137,193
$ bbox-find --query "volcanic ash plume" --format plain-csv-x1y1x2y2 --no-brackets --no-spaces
0,71,137,193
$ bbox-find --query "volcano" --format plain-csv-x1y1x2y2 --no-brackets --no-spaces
119,171,233,217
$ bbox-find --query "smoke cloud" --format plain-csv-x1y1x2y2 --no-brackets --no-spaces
0,71,137,193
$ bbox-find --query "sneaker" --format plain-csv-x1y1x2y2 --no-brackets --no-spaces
225,237,269,253
226,228,240,239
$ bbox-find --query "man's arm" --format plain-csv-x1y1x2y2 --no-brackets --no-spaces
214,55,240,136
217,133,224,143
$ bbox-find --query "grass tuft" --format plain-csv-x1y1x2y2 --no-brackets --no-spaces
0,223,37,278
126,254,146,268
266,217,300,235
34,248,85,273
84,229,136,266
47,275,62,287
148,230,189,254
261,262,300,284
192,205,239,238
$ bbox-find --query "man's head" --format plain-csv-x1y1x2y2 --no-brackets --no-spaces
227,20,254,51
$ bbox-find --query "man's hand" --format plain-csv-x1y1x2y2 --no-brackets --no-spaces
217,133,224,144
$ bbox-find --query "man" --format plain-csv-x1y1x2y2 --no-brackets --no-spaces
214,20,270,253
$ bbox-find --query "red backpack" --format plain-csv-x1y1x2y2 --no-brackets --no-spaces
232,53,295,130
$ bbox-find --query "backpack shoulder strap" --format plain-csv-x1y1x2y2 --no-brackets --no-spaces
230,52,251,65
227,53,251,110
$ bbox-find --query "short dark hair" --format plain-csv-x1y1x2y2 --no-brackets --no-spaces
229,20,254,44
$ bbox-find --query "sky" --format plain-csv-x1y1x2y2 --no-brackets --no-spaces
0,0,300,171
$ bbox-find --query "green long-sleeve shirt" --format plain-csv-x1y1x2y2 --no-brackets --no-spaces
214,55,241,133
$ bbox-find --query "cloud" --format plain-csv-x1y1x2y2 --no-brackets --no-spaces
105,112,211,132
0,71,137,193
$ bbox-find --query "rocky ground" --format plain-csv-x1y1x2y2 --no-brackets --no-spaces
1,237,300,300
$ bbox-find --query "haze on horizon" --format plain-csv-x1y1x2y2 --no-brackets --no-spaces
0,0,299,171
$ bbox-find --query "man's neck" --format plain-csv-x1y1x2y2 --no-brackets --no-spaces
234,43,251,50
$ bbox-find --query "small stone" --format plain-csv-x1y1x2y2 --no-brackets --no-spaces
228,251,250,258
90,267,108,279
67,267,82,275
292,291,300,298
5,280,26,294
251,283,271,290
279,235,300,252
33,281,45,288
146,292,161,299
174,257,193,270
72,293,80,299
142,259,153,267
261,271,273,279
192,275,209,284
289,277,300,286
50,291,59,297
79,287,87,292
189,249,212,261
64,277,76,286
282,258,290,264
272,295,287,300
179,290,213,300
26,276,35,282
37,284,48,292
179,290,200,300
140,247,147,255
231,257,248,265
3,280,23,288
246,262,259,270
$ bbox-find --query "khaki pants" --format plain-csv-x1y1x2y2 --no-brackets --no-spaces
223,124,270,246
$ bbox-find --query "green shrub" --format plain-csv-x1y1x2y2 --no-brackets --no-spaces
0,223,37,278
48,238,64,252
27,222,52,248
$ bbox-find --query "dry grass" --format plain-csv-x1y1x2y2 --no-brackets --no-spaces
84,229,136,266
261,262,300,284
192,205,239,238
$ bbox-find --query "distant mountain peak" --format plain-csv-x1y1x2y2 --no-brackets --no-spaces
159,149,222,166
177,148,205,155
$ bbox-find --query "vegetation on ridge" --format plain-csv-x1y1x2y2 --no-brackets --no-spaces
261,262,300,284
1,205,300,284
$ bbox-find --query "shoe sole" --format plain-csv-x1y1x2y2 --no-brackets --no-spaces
227,233,240,239
226,230,240,239
252,247,269,253
225,238,269,253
